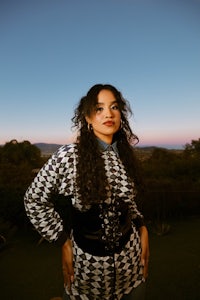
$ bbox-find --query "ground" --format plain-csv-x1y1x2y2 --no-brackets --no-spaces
0,216,199,300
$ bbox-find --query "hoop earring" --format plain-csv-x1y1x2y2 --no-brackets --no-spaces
120,119,123,129
87,123,93,131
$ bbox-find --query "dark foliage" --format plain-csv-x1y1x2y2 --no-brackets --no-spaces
0,140,44,227
140,139,200,221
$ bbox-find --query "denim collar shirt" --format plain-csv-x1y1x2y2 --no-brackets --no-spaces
97,138,119,156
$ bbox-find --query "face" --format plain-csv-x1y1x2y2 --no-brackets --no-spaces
86,89,121,144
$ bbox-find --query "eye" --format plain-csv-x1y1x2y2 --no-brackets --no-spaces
111,104,119,110
95,106,103,112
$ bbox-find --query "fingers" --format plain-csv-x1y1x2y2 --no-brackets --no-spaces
139,226,150,280
141,247,150,279
62,239,74,292
142,257,149,279
62,265,74,292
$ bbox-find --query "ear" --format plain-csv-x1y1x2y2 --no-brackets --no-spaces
85,116,91,124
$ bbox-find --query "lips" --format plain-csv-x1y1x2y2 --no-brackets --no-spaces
103,121,114,126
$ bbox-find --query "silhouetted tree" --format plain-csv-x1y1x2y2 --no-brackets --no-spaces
0,140,44,227
184,138,200,157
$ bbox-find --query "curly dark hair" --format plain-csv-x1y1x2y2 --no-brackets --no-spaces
72,84,142,206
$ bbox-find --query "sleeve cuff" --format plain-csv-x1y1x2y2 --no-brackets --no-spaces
55,230,69,246
132,216,145,229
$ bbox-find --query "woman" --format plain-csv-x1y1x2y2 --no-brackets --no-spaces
24,84,149,300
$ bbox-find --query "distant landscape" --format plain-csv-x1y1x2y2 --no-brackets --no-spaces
34,142,183,160
0,141,186,157
34,143,63,156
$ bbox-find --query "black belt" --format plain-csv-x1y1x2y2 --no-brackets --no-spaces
73,226,132,256
72,202,133,256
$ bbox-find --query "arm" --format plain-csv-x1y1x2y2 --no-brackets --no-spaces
24,146,70,245
129,198,150,279
62,239,74,291
139,225,150,279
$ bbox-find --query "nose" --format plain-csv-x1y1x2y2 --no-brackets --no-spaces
105,107,113,118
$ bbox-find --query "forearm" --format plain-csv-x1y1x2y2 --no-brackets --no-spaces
24,156,63,242
24,189,65,242
139,225,148,236
139,224,149,279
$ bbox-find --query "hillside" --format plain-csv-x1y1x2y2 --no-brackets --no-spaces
34,143,63,156
35,143,183,159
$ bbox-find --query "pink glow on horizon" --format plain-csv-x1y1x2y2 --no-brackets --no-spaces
1,132,199,149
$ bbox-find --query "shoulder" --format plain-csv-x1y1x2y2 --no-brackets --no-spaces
54,143,78,159
57,143,77,154
46,143,78,169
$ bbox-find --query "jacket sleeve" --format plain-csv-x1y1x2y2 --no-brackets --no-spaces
24,146,72,245
129,198,145,229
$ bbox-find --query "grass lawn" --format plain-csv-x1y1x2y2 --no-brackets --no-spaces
0,216,199,300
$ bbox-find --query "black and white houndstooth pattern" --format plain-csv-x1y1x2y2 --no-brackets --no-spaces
24,144,144,300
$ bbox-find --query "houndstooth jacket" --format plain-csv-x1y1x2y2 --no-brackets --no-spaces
24,143,145,300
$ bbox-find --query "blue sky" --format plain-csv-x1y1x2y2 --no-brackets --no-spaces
1,0,200,148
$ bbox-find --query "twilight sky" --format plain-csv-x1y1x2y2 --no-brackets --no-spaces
1,0,200,148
